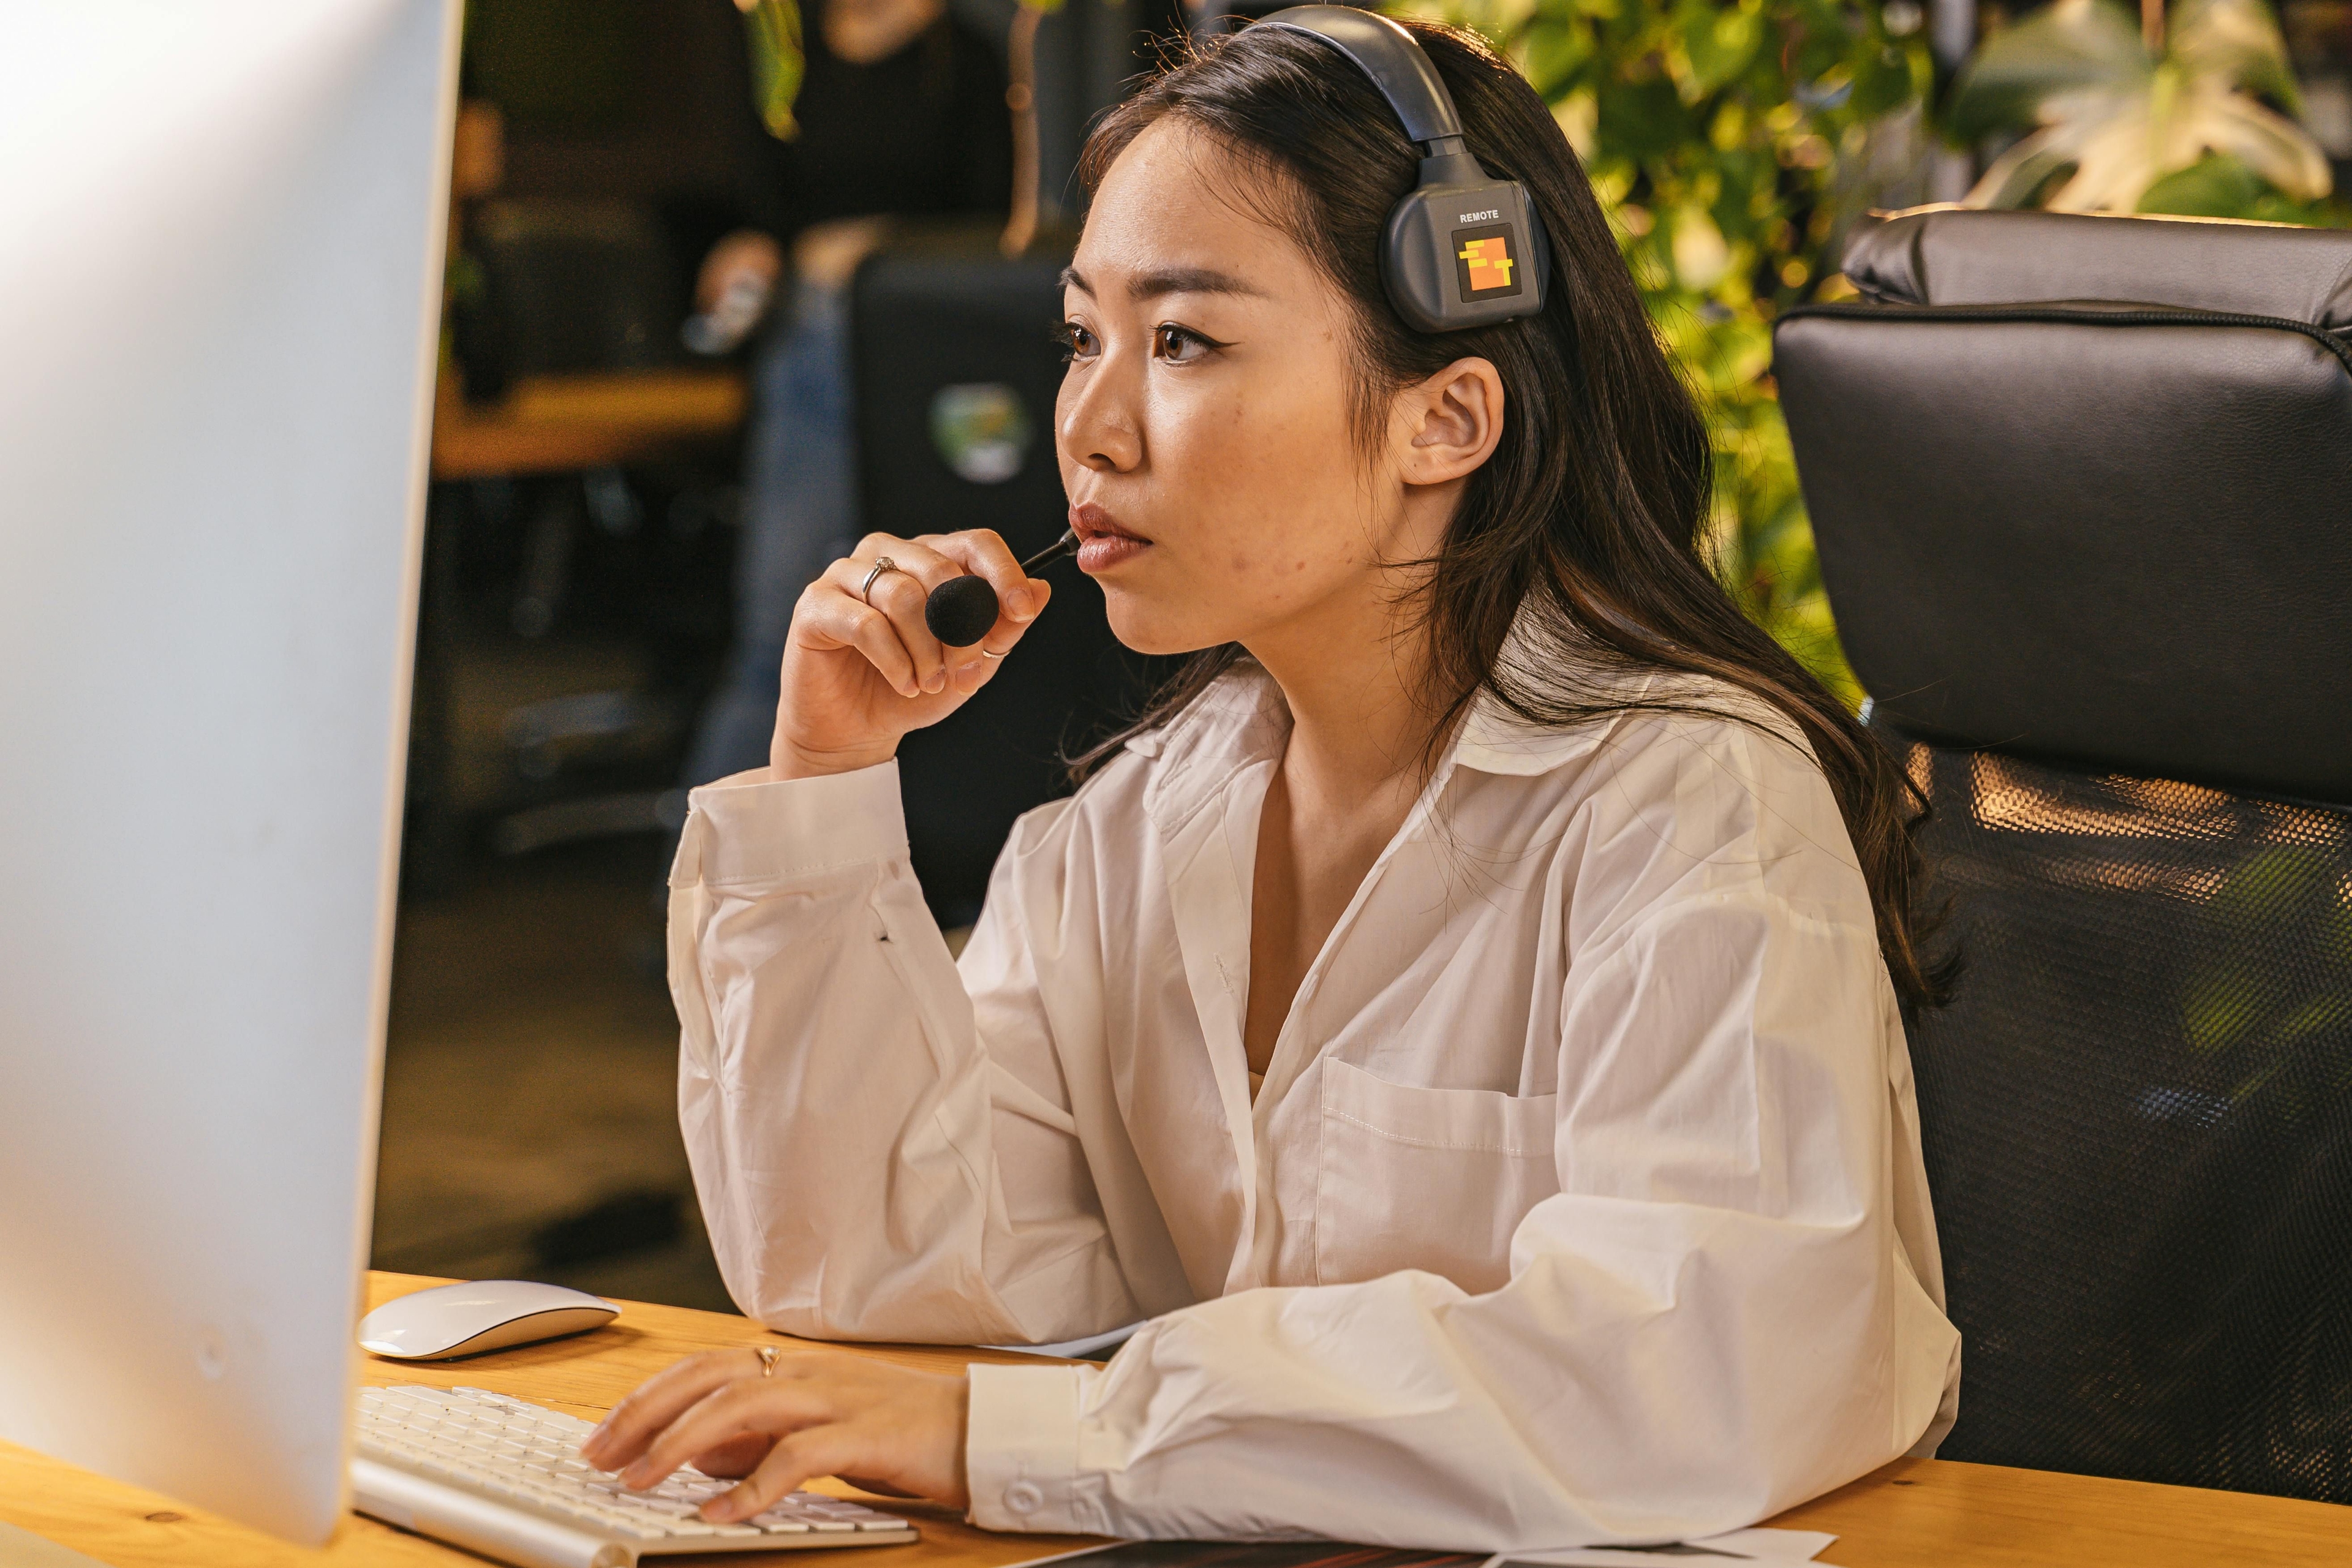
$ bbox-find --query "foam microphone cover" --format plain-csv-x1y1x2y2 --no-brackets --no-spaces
925,576,1000,649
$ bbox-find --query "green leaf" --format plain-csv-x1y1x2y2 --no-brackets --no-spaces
1947,0,2149,144
1521,18,1591,96
1597,73,1692,161
743,0,806,140
2173,0,2301,114
1849,42,1918,118
1675,0,1763,98
2136,151,2271,214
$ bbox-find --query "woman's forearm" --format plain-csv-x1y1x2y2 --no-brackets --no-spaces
670,761,1139,1343
963,1194,1952,1547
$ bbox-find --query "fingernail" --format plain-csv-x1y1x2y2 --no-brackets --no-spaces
923,669,946,693
1006,587,1035,620
703,1497,739,1523
957,659,984,676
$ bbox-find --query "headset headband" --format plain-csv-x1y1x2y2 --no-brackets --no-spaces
1257,7,1464,148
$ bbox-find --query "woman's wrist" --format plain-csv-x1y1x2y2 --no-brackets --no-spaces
767,736,899,782
942,1370,974,1509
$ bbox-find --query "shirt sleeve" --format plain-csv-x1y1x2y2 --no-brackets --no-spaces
671,761,1142,1344
962,723,1960,1548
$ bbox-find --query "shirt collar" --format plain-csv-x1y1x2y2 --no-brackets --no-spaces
1127,619,1695,818
1127,658,1290,837
1449,620,1665,776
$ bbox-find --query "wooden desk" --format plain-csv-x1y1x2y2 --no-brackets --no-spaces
4,1272,2348,1567
431,368,746,481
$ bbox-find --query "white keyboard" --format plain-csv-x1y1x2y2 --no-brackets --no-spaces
353,1385,917,1568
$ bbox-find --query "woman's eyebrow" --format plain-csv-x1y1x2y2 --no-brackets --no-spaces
1129,266,1262,301
1057,265,1263,301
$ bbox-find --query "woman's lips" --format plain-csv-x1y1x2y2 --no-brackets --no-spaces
1069,502,1151,574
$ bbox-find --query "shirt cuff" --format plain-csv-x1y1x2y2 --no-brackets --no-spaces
671,760,907,888
965,1362,1091,1533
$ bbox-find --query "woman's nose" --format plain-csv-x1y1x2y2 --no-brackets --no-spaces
1057,360,1142,475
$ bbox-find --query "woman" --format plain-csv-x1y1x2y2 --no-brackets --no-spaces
583,18,1961,1550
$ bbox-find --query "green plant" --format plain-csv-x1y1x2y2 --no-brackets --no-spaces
740,0,807,140
1949,0,2334,217
1396,0,1936,704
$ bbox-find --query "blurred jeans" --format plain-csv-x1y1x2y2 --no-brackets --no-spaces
682,279,858,787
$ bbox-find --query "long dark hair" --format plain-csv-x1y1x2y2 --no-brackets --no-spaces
1070,20,1951,1010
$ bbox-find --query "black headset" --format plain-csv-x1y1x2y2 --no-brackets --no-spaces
1254,6,1551,334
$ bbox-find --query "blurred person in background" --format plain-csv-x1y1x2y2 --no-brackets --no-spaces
684,0,1012,786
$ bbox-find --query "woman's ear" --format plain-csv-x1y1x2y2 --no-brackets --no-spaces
1395,357,1505,488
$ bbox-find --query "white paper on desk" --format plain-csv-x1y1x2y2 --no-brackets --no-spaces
1480,1526,1838,1567
982,1321,1144,1359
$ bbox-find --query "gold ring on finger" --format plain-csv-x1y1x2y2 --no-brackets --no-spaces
753,1344,779,1378
980,647,1006,660
857,557,907,605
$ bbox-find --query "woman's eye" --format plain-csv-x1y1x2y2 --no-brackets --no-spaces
1153,323,1214,363
1057,322,1098,362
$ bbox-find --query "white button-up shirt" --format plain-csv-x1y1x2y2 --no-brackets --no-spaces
667,660,1961,1550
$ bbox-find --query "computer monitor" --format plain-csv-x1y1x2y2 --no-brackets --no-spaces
0,0,458,1546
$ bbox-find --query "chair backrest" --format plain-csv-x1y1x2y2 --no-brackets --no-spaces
1774,207,2352,1502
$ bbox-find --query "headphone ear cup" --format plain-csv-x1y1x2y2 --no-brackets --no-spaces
1380,196,1452,334
1381,179,1549,333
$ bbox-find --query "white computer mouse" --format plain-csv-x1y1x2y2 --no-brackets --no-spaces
357,1280,619,1360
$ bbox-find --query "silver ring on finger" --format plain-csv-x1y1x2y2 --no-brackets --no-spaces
858,556,906,604
980,647,1006,660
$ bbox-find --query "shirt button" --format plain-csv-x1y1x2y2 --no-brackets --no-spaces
1003,1481,1044,1516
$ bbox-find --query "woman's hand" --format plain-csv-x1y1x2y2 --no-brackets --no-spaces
771,529,1050,780
578,1346,971,1521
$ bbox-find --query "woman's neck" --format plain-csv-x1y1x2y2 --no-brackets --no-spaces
1245,569,1439,810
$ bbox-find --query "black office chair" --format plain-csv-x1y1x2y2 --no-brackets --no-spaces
1773,208,2352,1502
850,225,1174,925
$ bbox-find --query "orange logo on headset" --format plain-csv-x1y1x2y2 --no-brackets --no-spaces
1450,223,1523,302
1458,235,1514,291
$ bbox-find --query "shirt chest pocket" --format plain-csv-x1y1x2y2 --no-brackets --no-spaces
1314,1058,1559,1295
